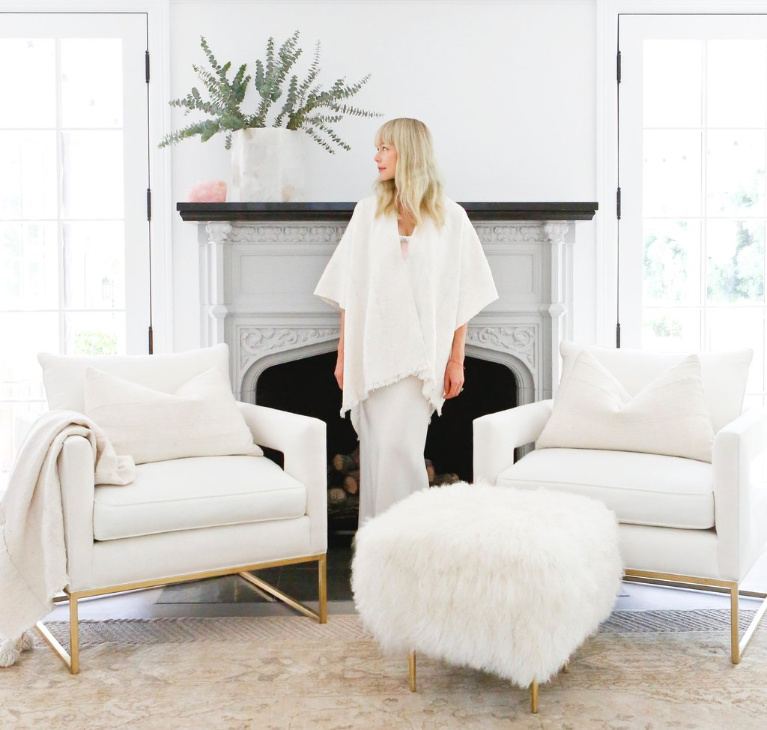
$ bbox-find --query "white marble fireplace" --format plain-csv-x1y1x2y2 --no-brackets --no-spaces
181,202,597,405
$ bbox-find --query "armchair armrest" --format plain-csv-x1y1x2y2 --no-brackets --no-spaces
58,434,97,592
237,402,327,554
473,400,553,484
713,406,767,581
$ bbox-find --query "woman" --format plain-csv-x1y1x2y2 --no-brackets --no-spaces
314,118,497,524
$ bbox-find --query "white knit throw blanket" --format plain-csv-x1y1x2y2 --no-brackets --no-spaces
0,411,134,667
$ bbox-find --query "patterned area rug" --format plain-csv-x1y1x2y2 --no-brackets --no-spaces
602,608,758,633
3,610,766,730
31,608,759,646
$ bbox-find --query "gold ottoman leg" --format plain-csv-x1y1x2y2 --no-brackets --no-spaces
562,660,570,674
409,650,417,692
530,679,539,714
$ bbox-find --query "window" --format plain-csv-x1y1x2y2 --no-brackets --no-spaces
0,13,150,473
619,14,767,408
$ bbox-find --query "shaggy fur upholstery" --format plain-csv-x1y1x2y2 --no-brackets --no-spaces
351,483,622,687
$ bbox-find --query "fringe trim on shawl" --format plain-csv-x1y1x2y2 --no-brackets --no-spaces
339,365,445,422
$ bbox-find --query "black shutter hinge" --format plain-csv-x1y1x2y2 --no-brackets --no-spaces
617,50,621,84
616,187,622,220
145,50,150,83
146,188,152,221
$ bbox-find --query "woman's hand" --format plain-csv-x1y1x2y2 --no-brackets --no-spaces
445,324,467,399
443,359,464,399
335,352,344,390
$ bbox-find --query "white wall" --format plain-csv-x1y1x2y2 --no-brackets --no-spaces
167,0,598,349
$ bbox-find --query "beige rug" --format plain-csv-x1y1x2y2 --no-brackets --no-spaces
1,613,766,729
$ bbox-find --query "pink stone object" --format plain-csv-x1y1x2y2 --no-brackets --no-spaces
188,180,227,203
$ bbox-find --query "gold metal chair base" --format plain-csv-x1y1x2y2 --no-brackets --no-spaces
623,568,767,664
35,553,328,674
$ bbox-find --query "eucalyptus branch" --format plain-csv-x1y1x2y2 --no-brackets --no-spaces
159,32,382,153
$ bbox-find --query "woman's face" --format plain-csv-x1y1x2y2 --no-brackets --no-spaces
374,142,397,181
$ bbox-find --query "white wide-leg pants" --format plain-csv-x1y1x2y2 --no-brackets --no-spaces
352,376,432,526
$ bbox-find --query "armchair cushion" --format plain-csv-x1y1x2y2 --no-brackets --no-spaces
93,455,306,541
536,351,715,462
84,367,262,463
497,448,714,529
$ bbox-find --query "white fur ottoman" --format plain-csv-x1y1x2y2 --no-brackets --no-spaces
351,483,622,713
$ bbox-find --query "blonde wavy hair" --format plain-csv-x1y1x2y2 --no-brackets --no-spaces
373,118,444,228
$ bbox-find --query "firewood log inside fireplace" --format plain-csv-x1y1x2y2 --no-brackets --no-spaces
343,469,360,495
431,473,460,487
328,487,347,504
332,446,360,474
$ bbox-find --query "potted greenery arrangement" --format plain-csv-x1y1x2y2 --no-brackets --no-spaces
160,32,381,202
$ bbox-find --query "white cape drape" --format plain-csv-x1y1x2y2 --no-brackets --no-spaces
314,196,498,420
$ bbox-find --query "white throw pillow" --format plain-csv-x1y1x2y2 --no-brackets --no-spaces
536,350,715,462
559,341,752,433
84,367,263,464
38,344,231,413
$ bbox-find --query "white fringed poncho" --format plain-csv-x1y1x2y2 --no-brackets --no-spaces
314,195,498,420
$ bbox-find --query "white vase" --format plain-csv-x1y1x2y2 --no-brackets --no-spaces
229,128,305,202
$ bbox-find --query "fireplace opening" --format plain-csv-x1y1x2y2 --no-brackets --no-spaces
255,352,517,540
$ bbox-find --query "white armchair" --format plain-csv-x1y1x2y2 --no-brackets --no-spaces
25,344,327,674
474,342,767,663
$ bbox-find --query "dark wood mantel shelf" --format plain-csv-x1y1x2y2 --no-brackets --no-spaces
177,201,598,222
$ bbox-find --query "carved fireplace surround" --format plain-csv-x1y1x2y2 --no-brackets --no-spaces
178,202,598,405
